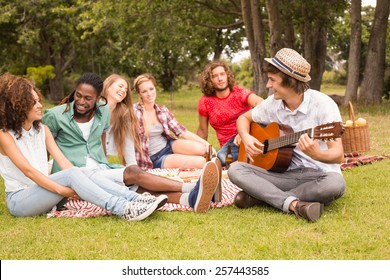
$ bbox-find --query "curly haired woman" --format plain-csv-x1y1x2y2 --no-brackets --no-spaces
0,73,165,221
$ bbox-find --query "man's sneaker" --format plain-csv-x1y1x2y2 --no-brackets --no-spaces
233,191,267,209
211,157,222,202
188,161,219,213
292,201,324,222
136,192,168,209
122,200,158,222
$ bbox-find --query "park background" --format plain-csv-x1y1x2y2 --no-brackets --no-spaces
0,0,389,261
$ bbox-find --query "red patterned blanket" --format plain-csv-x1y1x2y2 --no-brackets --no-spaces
341,152,389,171
47,169,241,218
47,153,388,218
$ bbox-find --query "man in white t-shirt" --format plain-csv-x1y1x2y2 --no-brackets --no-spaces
228,48,346,222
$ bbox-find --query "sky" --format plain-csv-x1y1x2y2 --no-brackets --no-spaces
231,0,377,63
362,0,376,7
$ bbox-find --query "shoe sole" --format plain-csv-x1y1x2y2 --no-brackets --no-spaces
194,161,219,213
156,195,168,209
306,202,323,222
211,157,222,202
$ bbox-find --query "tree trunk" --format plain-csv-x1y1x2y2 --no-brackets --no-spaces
359,0,390,105
343,0,361,107
48,67,65,103
301,2,328,91
282,0,295,50
45,42,75,102
241,0,268,97
213,29,224,61
303,27,327,91
266,0,284,55
161,52,175,91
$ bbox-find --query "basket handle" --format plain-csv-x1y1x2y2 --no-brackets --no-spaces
348,101,356,126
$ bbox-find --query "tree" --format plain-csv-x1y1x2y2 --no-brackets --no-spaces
344,0,362,106
265,0,295,55
77,0,245,91
1,0,387,102
266,0,284,55
241,0,268,97
359,0,390,104
0,0,86,102
240,0,348,94
189,0,245,62
295,1,347,90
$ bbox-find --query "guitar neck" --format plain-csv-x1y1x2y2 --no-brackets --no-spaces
267,128,312,151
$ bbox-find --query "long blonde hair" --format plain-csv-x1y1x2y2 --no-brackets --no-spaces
102,74,141,164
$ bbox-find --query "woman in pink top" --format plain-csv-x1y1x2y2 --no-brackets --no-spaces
197,61,263,167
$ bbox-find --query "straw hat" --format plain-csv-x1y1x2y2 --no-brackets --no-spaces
264,48,311,82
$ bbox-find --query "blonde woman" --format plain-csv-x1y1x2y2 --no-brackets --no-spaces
0,73,165,221
103,74,141,166
102,74,221,210
133,73,213,170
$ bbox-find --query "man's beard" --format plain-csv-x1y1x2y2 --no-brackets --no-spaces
73,104,95,119
215,84,229,92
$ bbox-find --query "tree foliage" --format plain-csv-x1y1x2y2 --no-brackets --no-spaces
0,0,388,104
359,0,390,104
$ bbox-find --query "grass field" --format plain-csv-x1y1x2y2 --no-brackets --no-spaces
0,85,389,261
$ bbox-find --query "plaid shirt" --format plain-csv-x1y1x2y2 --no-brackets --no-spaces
134,102,187,170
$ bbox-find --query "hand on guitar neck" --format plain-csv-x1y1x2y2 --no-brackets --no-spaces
237,122,344,173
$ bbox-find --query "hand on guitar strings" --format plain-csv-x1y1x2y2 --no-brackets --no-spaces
298,133,321,159
242,134,264,162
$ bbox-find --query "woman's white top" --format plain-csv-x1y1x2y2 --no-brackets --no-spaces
148,123,167,156
106,127,137,166
0,124,49,192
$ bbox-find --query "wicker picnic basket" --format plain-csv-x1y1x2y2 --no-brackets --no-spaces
342,101,370,153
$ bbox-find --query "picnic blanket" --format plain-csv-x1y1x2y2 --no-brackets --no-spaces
47,153,388,218
341,152,389,171
47,169,241,218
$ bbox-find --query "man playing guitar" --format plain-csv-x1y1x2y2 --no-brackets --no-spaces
228,48,346,222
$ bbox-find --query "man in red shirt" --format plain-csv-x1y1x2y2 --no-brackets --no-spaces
197,61,263,167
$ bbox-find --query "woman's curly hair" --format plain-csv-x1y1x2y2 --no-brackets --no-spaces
0,72,42,139
199,61,236,97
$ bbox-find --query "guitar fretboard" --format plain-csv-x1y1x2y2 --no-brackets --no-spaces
267,128,312,151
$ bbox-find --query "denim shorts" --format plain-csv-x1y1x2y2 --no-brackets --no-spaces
150,140,174,169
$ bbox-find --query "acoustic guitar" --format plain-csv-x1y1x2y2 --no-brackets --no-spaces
237,122,344,173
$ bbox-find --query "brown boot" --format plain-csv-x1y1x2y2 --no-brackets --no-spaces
234,191,266,209
292,201,324,222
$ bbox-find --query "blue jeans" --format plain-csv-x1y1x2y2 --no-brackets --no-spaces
217,136,239,167
150,140,174,169
6,167,139,217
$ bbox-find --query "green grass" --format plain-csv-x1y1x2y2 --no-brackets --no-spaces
1,85,389,260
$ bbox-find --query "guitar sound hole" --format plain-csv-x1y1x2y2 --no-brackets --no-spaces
263,140,269,154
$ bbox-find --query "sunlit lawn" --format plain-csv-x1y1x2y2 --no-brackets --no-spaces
1,84,389,260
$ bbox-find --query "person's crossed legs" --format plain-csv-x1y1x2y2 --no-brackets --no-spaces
123,163,219,213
